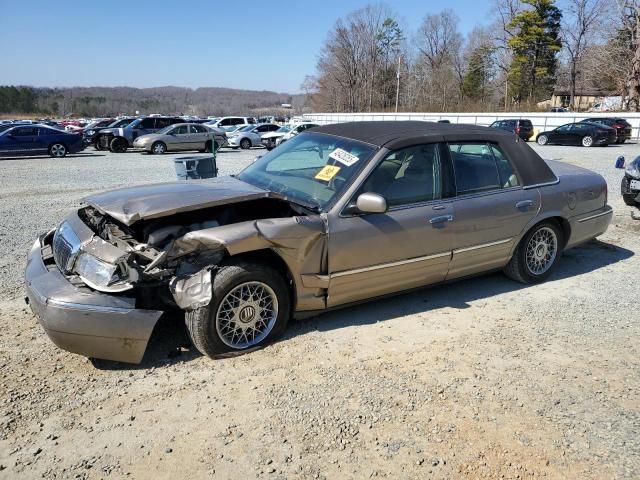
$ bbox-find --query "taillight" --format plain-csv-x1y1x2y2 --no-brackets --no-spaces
515,126,521,134
613,123,624,129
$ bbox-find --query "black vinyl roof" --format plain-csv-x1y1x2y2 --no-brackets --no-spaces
312,121,558,187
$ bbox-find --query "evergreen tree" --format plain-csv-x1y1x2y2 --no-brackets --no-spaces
507,0,562,105
462,45,493,101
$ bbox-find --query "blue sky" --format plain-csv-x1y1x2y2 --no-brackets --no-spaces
0,0,489,93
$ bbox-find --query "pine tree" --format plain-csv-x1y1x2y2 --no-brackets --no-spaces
507,0,562,105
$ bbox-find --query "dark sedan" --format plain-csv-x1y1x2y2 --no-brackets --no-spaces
580,117,632,144
489,118,534,141
84,117,136,149
536,122,616,147
0,125,83,158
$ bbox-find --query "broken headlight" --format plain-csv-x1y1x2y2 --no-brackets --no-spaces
74,253,131,292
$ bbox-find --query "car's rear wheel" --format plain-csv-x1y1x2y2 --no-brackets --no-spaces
582,135,594,147
240,138,251,149
151,141,167,154
504,221,563,284
110,137,128,153
94,142,103,151
185,260,290,358
536,135,548,146
49,143,67,158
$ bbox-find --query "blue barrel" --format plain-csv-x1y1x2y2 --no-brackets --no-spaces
174,156,218,180
615,156,625,169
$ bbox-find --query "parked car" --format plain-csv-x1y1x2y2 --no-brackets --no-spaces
549,107,569,112
207,116,256,129
132,123,227,154
0,125,83,157
622,155,640,207
25,121,612,364
84,117,137,149
489,118,534,141
580,117,632,144
261,123,319,150
536,122,616,147
97,116,184,152
227,123,281,149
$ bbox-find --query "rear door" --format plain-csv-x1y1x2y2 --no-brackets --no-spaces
445,142,540,280
189,124,210,149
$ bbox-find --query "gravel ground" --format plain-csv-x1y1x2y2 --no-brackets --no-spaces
0,142,639,479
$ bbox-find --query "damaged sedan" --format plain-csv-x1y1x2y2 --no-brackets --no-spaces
25,122,613,364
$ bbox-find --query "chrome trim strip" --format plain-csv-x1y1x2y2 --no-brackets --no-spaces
523,178,560,190
577,210,611,223
330,251,451,278
47,299,136,314
453,237,513,254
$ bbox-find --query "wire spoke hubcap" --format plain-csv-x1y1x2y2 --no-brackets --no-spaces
525,227,558,275
216,281,278,349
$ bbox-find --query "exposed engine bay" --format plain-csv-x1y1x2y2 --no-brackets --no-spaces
73,198,309,308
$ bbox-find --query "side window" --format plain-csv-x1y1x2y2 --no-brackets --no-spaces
248,117,256,124
191,125,207,134
449,142,501,195
173,125,188,135
12,127,38,136
230,118,243,125
139,118,156,129
155,118,172,129
490,144,520,188
359,144,442,207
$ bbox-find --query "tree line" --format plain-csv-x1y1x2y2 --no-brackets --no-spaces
0,85,306,118
305,0,640,112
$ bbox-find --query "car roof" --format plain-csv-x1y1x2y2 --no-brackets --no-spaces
312,121,557,187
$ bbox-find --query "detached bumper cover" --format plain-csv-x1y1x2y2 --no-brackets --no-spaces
25,236,163,364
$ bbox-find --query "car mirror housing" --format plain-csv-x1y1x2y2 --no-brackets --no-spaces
356,192,388,214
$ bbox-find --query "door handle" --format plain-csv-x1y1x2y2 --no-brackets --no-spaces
429,214,454,224
515,200,533,209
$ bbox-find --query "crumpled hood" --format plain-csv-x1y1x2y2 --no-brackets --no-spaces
84,176,270,226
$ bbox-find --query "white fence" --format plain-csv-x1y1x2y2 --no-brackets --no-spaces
303,112,640,140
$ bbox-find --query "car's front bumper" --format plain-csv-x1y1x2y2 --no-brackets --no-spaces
622,175,640,203
25,234,163,364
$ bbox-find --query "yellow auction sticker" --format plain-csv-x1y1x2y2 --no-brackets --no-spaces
315,165,341,182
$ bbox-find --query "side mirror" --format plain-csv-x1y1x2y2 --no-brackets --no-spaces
356,192,387,214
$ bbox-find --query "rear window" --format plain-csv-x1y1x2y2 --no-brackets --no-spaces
519,120,532,127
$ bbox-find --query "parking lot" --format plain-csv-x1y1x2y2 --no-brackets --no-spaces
1,143,639,479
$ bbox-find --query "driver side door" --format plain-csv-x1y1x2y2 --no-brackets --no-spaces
327,143,454,307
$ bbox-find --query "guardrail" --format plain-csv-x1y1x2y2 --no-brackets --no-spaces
303,112,640,140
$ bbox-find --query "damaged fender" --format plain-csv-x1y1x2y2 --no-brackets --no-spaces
166,216,328,312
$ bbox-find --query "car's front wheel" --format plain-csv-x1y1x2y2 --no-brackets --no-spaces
536,135,548,146
49,143,67,158
185,260,290,358
504,221,563,284
582,135,594,147
151,141,167,154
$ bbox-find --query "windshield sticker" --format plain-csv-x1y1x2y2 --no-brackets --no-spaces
315,165,341,182
329,148,359,167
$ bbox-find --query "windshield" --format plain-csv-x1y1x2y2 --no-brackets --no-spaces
276,125,292,133
238,132,377,210
156,125,175,135
237,125,254,132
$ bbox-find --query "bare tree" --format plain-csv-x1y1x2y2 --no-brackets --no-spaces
562,0,604,107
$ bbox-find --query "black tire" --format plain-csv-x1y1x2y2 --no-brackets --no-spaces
110,137,128,153
49,143,67,158
536,135,548,146
620,138,627,144
94,141,103,151
199,140,218,153
240,138,251,150
151,141,167,154
503,221,563,284
185,260,290,358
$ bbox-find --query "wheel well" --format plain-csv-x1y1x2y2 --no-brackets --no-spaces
539,216,571,249
226,249,296,312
